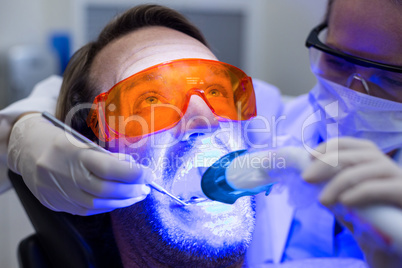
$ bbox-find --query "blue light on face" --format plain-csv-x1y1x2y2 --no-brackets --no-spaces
120,118,255,263
155,194,256,251
196,201,233,214
134,192,255,262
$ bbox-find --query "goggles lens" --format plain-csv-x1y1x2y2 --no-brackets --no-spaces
306,24,402,102
309,47,402,102
87,59,256,142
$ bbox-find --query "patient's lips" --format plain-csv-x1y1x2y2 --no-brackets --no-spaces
171,153,224,203
180,196,209,205
170,136,227,202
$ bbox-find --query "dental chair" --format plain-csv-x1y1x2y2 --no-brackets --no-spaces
8,170,122,268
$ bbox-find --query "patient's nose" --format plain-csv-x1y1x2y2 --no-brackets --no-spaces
180,95,219,139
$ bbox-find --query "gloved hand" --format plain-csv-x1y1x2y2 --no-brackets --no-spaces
7,113,151,216
302,137,402,208
303,137,402,267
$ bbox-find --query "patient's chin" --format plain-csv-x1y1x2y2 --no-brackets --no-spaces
111,195,255,267
158,196,255,249
155,194,255,264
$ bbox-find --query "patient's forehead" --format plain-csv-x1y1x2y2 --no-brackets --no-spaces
90,26,217,94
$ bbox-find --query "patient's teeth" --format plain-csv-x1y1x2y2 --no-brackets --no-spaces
186,197,208,204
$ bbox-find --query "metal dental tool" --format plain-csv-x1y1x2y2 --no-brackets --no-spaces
42,111,187,206
146,182,188,206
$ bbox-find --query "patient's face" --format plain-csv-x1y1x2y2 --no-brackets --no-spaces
91,26,255,267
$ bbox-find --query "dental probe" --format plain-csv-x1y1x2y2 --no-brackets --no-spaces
201,147,402,254
41,112,187,206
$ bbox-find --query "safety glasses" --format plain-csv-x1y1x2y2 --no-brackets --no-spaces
87,59,256,142
306,23,402,102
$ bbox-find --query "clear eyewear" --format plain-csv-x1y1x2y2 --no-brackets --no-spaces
306,23,402,102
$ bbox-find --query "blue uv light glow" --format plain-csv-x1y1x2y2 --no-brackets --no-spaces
196,201,233,215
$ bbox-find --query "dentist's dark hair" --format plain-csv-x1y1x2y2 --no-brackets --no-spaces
56,4,208,140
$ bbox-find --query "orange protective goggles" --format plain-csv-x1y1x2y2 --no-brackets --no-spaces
87,59,256,142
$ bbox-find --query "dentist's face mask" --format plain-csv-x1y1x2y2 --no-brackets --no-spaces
306,24,402,152
87,58,256,142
